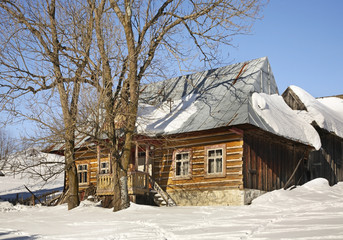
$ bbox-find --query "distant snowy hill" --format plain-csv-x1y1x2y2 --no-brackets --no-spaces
0,148,64,202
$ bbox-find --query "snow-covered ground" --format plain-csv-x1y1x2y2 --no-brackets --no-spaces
1,178,342,240
0,149,64,203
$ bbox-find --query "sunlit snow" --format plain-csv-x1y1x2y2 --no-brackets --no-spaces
1,178,342,239
0,150,64,201
290,85,343,139
317,96,343,119
137,93,198,135
252,92,321,150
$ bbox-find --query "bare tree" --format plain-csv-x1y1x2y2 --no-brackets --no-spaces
87,0,265,212
1,0,265,212
0,129,16,173
0,0,95,209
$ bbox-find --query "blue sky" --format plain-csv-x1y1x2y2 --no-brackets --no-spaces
3,0,343,139
228,0,343,97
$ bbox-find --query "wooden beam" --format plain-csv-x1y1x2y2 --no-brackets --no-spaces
97,145,100,174
284,153,304,190
24,185,42,205
135,142,139,171
145,145,149,173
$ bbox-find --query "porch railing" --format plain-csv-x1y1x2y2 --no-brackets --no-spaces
128,171,149,195
96,171,149,196
97,174,114,195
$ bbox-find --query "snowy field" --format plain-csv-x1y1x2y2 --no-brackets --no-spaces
1,178,343,240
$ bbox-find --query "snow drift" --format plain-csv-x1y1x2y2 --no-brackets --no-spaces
252,92,321,150
1,178,343,239
290,85,343,139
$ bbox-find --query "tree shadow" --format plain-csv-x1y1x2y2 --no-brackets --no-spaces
139,58,270,135
0,231,39,240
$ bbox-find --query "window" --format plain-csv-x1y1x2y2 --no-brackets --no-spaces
207,149,223,174
77,164,88,184
175,152,189,176
100,162,110,174
205,144,226,177
173,149,191,179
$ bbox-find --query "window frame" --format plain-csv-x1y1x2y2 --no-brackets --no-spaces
173,148,192,180
205,144,226,178
77,163,89,185
99,161,110,174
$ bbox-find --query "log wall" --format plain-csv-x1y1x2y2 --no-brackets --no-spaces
243,130,309,191
151,130,245,205
282,87,343,185
309,129,343,185
74,147,100,191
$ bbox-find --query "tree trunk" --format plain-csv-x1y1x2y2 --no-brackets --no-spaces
64,137,80,210
111,61,139,211
112,158,129,211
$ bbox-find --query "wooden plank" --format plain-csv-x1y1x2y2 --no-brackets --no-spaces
192,152,204,157
191,161,204,165
227,147,243,153
276,142,281,189
279,144,284,188
227,167,242,173
165,181,243,191
261,142,268,191
166,178,243,188
257,155,262,190
226,140,244,148
226,160,243,167
166,131,239,142
268,149,273,191
226,153,243,159
166,137,242,148
166,184,242,191
192,146,205,152
251,139,256,189
243,138,250,188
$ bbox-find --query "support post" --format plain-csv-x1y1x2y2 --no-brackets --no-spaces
97,145,101,174
145,145,149,173
135,142,139,171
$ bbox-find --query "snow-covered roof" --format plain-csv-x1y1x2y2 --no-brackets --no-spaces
251,93,321,150
289,85,343,139
47,134,93,153
48,58,323,151
138,57,279,134
137,57,319,149
317,96,343,120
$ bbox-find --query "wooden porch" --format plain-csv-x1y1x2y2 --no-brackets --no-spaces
96,171,149,196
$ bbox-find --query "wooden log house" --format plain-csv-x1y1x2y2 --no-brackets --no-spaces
70,141,151,205
137,124,311,206
57,57,322,206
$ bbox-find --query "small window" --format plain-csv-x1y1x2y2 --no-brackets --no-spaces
77,164,88,184
175,152,189,176
208,149,223,174
138,151,146,158
173,149,191,179
205,144,226,177
100,162,110,174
